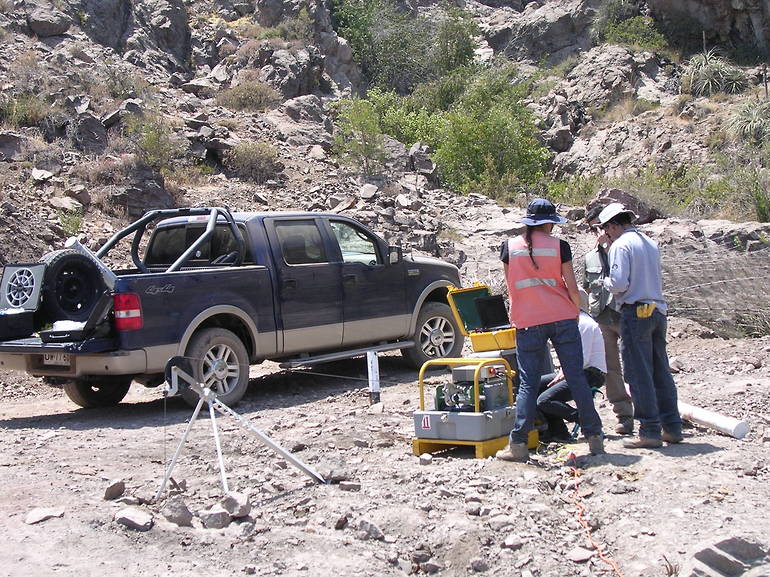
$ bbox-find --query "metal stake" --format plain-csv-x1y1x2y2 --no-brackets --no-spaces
367,350,381,405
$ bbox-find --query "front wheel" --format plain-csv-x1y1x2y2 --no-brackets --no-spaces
181,328,250,407
63,376,133,408
401,302,464,368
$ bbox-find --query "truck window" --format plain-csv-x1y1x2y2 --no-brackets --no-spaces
275,221,327,265
145,224,252,266
330,221,381,265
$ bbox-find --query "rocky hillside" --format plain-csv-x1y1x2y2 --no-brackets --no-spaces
0,0,769,334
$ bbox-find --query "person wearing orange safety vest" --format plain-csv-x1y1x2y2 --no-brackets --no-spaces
496,199,605,462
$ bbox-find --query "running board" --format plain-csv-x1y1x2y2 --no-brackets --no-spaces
278,340,414,369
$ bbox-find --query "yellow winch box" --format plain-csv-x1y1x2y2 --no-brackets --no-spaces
447,284,516,353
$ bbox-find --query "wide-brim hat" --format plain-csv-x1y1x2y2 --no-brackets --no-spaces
518,198,568,226
598,202,637,225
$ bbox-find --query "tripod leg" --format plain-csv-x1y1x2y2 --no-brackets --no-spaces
154,395,206,502
208,400,229,494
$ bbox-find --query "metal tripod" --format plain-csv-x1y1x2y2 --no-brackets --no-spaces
154,364,326,502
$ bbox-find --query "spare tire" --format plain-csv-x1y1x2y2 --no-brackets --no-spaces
39,249,106,322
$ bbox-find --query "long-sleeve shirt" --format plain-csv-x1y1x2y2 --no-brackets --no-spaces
603,228,668,314
578,312,607,372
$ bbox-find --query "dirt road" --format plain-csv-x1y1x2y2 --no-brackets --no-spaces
1,325,769,577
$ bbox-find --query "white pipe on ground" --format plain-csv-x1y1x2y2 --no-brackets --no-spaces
678,401,751,439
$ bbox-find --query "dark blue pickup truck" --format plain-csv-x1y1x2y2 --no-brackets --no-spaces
0,207,463,407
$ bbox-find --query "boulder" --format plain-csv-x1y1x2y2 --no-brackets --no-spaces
161,495,193,527
72,113,107,155
0,133,25,161
221,492,251,518
260,47,325,99
114,507,153,531
587,188,663,224
26,3,71,37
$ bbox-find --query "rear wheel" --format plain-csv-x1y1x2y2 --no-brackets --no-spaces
63,376,133,408
401,302,464,368
181,328,250,407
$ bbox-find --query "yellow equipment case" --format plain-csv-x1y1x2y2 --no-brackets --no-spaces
447,284,516,353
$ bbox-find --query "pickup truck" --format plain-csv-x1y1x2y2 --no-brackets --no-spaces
0,207,463,408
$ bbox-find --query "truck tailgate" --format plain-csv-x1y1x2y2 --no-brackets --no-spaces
0,336,117,354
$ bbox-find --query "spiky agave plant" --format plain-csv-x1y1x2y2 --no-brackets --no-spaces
681,49,747,96
728,98,770,143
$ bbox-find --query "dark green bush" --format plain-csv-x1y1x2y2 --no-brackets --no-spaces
603,16,668,53
123,114,185,172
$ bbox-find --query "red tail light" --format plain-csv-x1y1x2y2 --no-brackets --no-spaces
113,293,143,331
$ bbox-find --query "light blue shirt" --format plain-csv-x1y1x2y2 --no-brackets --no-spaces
603,228,668,314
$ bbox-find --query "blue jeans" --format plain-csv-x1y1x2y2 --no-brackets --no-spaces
510,318,603,444
619,307,681,439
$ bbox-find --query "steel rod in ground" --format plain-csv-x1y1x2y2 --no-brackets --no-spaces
213,399,326,484
367,350,381,405
154,395,206,501
208,400,230,494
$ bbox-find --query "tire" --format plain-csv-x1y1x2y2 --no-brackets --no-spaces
401,302,464,369
63,376,133,408
40,250,106,322
181,328,250,407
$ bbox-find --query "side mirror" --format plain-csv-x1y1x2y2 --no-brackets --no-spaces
388,245,402,265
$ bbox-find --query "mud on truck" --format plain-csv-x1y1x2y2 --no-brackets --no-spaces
0,207,464,408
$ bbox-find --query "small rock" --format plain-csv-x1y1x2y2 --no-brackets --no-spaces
290,442,308,452
334,513,350,530
669,357,684,373
358,519,385,541
502,535,524,550
762,428,770,442
25,507,64,525
114,507,153,532
419,453,433,466
470,558,489,572
199,504,231,529
339,481,361,492
422,561,443,574
566,546,595,563
161,495,193,527
359,183,378,200
466,502,481,516
367,402,384,414
221,491,251,518
31,168,54,183
103,479,125,501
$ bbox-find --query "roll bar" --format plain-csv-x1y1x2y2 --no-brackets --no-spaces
94,207,245,273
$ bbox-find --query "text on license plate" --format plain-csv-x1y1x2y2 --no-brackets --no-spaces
43,353,70,366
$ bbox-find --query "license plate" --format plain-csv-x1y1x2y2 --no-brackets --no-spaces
43,353,70,367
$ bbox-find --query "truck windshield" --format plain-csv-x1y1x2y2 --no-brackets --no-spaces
145,224,252,266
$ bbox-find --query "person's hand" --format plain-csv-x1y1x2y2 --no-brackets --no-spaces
596,231,610,248
547,371,564,387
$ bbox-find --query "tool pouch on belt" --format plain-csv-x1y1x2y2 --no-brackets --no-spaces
636,303,656,318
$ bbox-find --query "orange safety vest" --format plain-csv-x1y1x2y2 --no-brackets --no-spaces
505,231,577,329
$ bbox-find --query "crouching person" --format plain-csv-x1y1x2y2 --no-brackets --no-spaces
537,289,607,441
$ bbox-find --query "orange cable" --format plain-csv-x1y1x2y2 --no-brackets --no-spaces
569,464,627,577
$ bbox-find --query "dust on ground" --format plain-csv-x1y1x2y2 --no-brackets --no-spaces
1,320,769,577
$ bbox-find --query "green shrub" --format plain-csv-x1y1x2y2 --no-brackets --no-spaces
681,50,748,96
123,114,185,172
278,7,314,43
332,98,387,175
0,93,61,129
603,16,668,53
433,7,479,76
728,99,770,143
434,101,548,194
224,141,281,183
330,0,433,93
58,209,83,237
215,79,281,112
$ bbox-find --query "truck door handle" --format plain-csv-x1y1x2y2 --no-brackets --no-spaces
283,279,297,290
343,274,357,285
